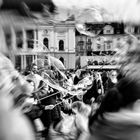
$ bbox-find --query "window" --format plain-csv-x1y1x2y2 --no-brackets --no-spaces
103,25,114,34
16,30,23,48
15,55,21,71
5,33,12,48
26,30,34,48
59,57,64,64
125,26,134,34
35,29,38,46
87,45,92,50
59,40,64,51
43,38,49,49
97,44,101,50
87,39,91,42
87,39,92,56
26,55,33,67
87,38,92,46
3,26,12,49
78,41,84,51
105,40,112,50
107,44,111,49
106,30,111,33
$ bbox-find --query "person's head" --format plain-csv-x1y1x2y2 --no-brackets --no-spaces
16,67,21,72
76,69,81,78
109,70,118,84
102,71,108,78
110,70,117,79
31,64,38,74
95,72,102,81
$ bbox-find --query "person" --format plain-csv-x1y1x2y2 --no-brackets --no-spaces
84,76,140,140
28,64,62,137
73,69,82,85
83,72,103,104
0,53,35,140
101,71,109,88
104,70,118,92
23,66,31,76
26,63,44,91
25,64,55,135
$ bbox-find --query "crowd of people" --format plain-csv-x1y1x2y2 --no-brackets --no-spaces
1,52,140,140
18,61,119,139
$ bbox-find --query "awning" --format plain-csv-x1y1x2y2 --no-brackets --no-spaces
87,65,120,70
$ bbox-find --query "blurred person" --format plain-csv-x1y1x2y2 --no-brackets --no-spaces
31,63,38,74
83,76,140,140
104,70,118,92
83,72,104,104
0,53,35,140
0,95,35,140
50,101,91,140
67,73,73,85
29,65,62,137
95,72,104,95
26,63,44,91
72,69,83,102
16,66,21,73
101,71,109,88
23,66,31,76
73,69,82,85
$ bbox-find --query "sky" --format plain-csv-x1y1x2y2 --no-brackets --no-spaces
1,0,140,24
53,0,140,23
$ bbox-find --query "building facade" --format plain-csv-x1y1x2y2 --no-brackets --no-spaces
0,10,76,71
75,23,140,69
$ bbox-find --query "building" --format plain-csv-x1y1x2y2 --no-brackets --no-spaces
75,22,140,70
0,9,76,71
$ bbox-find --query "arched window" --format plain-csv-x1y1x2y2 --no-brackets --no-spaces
59,40,64,51
43,38,49,48
59,57,64,64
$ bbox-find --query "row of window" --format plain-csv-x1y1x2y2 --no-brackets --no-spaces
43,38,64,51
77,42,112,52
76,51,116,56
4,29,65,51
4,29,35,49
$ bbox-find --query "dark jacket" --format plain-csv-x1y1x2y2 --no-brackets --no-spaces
104,78,116,92
87,109,140,140
74,76,81,85
83,80,102,104
40,89,62,129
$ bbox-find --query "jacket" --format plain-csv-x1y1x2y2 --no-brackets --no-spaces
87,108,140,140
